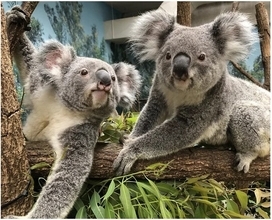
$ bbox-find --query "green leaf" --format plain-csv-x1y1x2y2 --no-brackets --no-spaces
235,190,248,210
256,207,270,219
30,162,51,170
159,200,172,218
90,190,105,218
194,198,217,209
136,182,155,218
103,179,116,201
194,204,206,218
136,181,157,196
104,200,115,218
75,206,88,219
226,199,240,213
148,179,161,199
156,182,179,195
74,198,85,211
224,210,252,218
186,174,210,184
119,183,137,218
164,199,176,217
176,205,185,218
137,206,150,218
208,179,224,193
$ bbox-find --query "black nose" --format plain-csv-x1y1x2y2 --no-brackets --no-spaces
172,53,190,81
95,69,111,86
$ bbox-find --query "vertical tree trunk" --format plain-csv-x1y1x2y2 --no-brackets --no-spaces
1,4,34,217
255,2,270,91
177,2,191,26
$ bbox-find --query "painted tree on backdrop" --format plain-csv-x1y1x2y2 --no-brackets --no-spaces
44,2,105,60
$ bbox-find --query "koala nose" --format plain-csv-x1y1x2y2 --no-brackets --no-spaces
95,69,111,87
172,53,191,81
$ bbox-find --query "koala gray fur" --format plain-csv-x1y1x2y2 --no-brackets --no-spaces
6,6,141,219
113,9,270,175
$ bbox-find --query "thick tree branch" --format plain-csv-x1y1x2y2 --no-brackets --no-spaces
177,2,191,26
26,141,270,182
255,2,270,91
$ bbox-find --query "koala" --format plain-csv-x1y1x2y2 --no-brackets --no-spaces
6,6,141,219
113,9,270,175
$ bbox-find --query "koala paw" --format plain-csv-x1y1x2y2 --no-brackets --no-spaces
113,145,141,176
235,152,254,173
6,5,31,31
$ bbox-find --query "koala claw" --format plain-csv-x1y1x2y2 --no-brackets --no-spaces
6,5,31,31
113,147,139,176
235,153,251,173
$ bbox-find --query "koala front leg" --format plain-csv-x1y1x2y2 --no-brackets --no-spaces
130,85,168,138
113,114,208,175
228,102,270,173
24,123,98,219
6,6,36,84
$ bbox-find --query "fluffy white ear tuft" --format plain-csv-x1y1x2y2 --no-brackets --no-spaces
211,12,258,62
112,62,142,108
129,9,175,62
34,40,76,77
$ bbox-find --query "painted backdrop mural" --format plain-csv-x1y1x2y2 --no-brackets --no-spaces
3,1,265,112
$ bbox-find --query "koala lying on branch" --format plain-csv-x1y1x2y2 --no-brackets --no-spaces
113,10,270,175
6,6,141,219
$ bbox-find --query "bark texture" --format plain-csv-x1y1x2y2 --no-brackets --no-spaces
177,2,191,26
1,4,34,217
255,2,270,91
27,142,270,182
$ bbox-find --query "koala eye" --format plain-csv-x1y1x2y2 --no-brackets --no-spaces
166,52,171,60
111,75,116,82
198,53,206,61
80,69,89,76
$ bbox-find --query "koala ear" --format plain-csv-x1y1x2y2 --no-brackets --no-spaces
35,40,76,77
112,62,142,109
129,9,175,62
211,12,258,62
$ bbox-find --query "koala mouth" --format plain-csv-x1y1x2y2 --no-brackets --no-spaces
172,76,192,91
91,84,112,108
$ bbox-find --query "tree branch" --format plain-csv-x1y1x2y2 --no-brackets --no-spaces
255,2,270,91
177,2,191,26
230,61,264,88
26,141,270,182
231,2,240,12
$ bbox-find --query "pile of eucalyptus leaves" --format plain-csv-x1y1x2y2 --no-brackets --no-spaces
68,112,270,218
69,165,269,219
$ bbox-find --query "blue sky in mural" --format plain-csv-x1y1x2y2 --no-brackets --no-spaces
2,1,262,71
3,1,120,62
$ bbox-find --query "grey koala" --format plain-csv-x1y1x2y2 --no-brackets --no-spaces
113,9,270,175
6,6,141,219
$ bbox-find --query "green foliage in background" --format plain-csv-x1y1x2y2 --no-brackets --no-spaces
69,164,270,219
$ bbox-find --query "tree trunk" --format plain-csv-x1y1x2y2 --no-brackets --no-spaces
177,2,191,26
255,2,270,91
27,142,270,183
1,4,34,217
1,2,39,217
